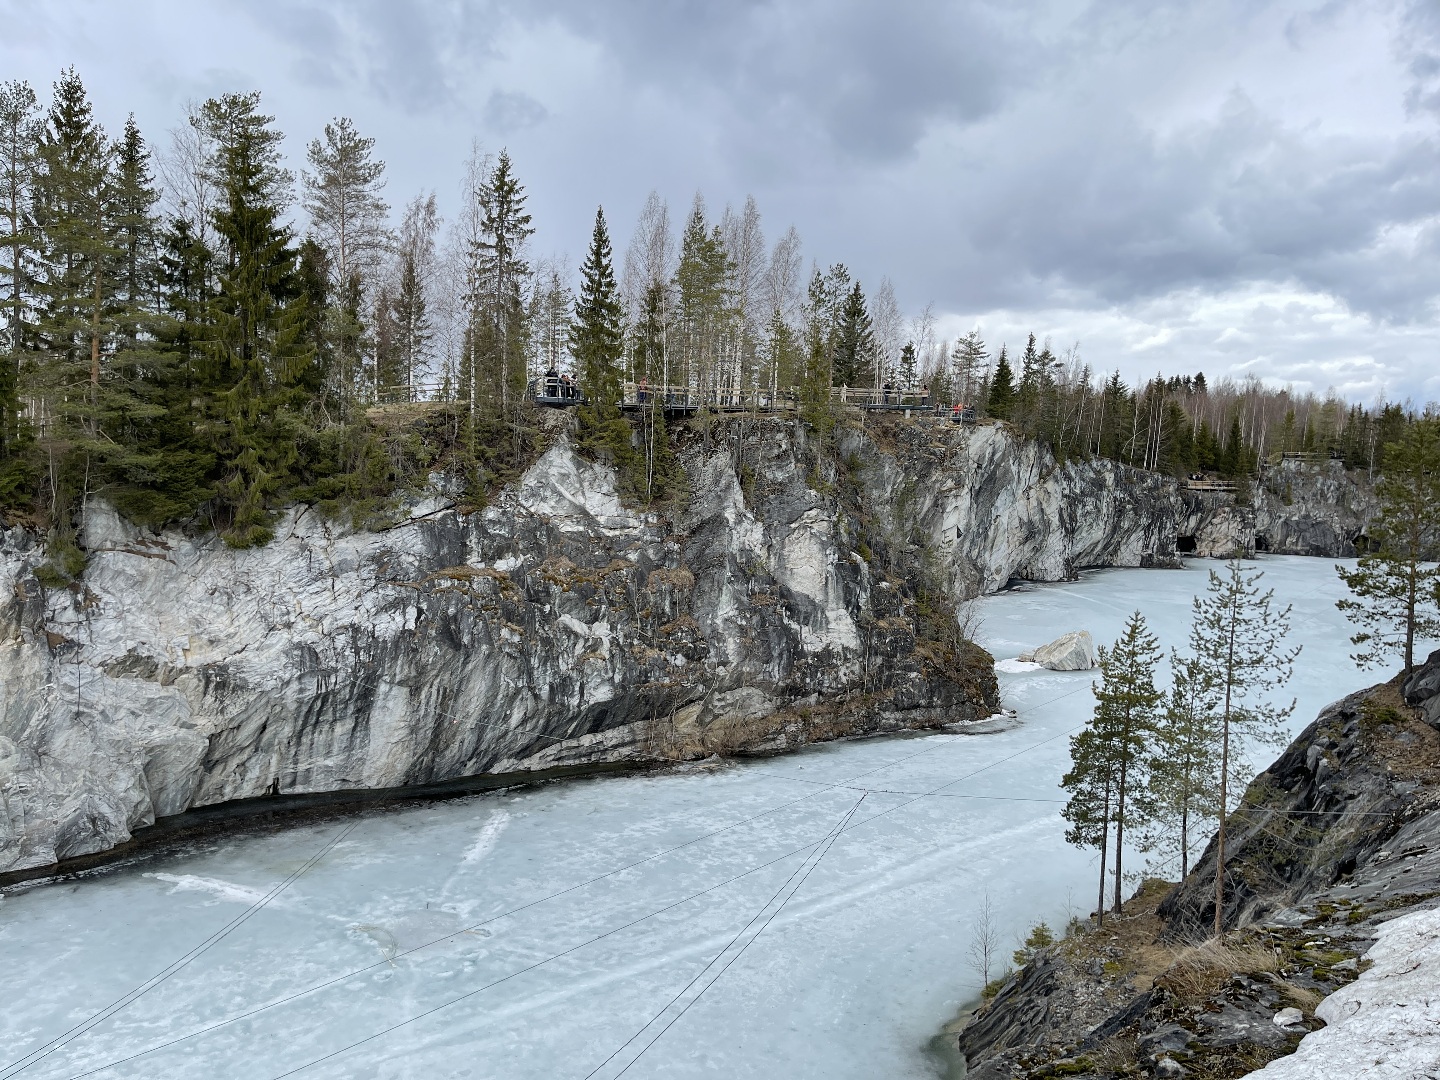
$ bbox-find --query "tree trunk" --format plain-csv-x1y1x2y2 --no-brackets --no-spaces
1113,754,1128,914
1097,780,1111,928
1215,615,1237,936
1180,798,1189,880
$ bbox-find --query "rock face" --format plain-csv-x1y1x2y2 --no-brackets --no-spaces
1253,459,1378,557
1020,631,1097,671
1403,649,1440,730
956,658,1440,1080
1,423,1003,877
0,415,1378,877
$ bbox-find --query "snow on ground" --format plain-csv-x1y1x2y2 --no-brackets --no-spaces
1242,906,1440,1080
0,557,1424,1080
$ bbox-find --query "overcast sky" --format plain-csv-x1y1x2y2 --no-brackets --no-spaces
4,0,1439,404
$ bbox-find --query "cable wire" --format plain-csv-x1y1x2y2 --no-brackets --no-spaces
54,725,973,1079
581,794,867,1080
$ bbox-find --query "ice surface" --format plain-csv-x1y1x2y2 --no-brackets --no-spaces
0,557,1427,1080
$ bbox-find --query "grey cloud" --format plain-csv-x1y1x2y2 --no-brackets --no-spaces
241,0,502,113
484,89,548,134
510,0,1023,160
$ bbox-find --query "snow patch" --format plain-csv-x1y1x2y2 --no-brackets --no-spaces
1241,906,1440,1079
461,811,511,866
145,873,288,907
996,658,1044,674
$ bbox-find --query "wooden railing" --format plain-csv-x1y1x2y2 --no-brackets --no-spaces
1184,479,1239,492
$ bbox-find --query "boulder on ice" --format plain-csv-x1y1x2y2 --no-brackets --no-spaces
1019,631,1096,671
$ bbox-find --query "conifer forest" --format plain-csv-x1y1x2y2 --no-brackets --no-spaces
0,71,1432,556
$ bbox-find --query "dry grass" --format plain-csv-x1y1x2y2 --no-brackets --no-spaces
1156,938,1281,1003
1361,679,1440,785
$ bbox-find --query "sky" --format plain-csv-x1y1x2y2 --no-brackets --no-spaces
3,0,1439,405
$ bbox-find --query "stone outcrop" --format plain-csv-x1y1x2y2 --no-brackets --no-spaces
0,415,1379,878
1252,458,1378,557
955,657,1440,1080
1,422,1003,878
1020,631,1097,671
1403,649,1440,730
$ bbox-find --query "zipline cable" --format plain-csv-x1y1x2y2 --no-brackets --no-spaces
50,720,984,1079
52,672,1099,1078
580,794,867,1080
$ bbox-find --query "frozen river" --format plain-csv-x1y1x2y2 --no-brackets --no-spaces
1,556,1423,1080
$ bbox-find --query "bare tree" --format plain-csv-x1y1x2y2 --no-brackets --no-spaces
967,891,1001,990
622,191,674,321
156,100,216,251
870,277,902,391
721,195,765,392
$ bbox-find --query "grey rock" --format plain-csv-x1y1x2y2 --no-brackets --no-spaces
1195,1001,1293,1048
1137,1024,1196,1058
1154,1058,1187,1078
1272,1007,1305,1028
1021,631,1096,671
0,418,1381,875
1403,649,1440,730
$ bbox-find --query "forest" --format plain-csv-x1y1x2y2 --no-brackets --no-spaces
0,71,1430,560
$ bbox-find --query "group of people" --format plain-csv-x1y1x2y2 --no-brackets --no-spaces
542,368,580,400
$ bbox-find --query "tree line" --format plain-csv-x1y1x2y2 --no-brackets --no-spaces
1,71,1434,561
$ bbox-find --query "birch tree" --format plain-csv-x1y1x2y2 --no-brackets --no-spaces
0,79,40,463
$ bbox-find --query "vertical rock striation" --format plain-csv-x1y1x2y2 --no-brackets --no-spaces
0,417,1377,876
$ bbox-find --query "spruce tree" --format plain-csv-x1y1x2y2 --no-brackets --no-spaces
1188,561,1298,934
986,345,1014,420
674,197,731,400
898,341,917,391
33,67,121,530
831,280,873,389
198,91,313,546
468,150,533,422
571,206,633,476
1336,418,1440,674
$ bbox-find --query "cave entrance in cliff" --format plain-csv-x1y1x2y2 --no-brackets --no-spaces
1255,533,1271,552
1175,534,1197,554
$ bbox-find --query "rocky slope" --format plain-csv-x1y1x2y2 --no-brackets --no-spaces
0,414,1376,880
955,651,1440,1079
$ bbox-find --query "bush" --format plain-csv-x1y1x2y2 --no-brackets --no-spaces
1013,921,1056,967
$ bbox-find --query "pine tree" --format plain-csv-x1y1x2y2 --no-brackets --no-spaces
1336,418,1440,674
1142,653,1221,879
951,330,988,409
986,345,1014,420
303,117,389,404
1063,612,1164,920
1188,561,1299,934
